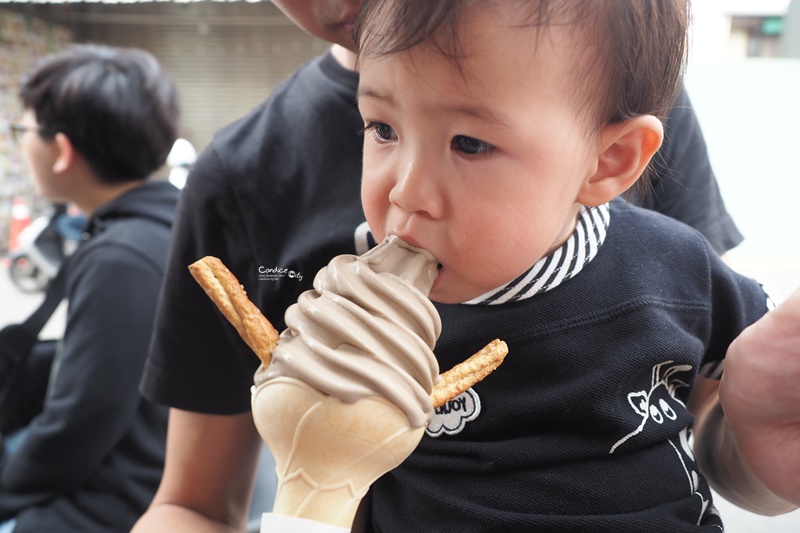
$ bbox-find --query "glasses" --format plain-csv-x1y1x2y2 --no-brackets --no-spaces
9,124,45,143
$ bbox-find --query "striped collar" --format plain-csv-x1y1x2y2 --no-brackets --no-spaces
464,203,610,305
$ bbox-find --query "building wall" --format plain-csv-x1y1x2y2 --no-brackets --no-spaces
5,1,331,153
0,9,71,251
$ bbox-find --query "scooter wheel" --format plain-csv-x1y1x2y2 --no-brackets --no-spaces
8,255,50,293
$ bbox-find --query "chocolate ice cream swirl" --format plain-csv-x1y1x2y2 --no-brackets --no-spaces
255,235,442,427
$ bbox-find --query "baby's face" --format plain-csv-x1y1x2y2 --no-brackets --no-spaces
358,7,602,304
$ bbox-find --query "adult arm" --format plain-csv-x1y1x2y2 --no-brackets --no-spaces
138,141,270,531
691,288,800,514
131,409,264,533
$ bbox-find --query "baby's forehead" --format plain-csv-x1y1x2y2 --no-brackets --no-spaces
358,1,609,120
358,0,599,55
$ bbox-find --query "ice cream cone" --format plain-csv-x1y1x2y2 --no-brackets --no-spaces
190,241,505,530
252,376,425,528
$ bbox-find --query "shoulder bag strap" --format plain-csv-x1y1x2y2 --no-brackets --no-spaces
19,252,74,339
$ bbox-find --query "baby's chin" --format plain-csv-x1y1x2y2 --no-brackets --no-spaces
428,270,492,305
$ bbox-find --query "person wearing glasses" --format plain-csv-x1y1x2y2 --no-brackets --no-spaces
0,44,180,533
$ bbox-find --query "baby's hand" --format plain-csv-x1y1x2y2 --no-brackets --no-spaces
721,287,800,507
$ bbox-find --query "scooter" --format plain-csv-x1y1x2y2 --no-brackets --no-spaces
7,205,76,293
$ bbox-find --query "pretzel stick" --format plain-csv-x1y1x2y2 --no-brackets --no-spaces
188,256,278,367
430,339,508,408
188,256,508,406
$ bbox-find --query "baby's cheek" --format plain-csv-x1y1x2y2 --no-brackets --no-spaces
360,205,385,242
360,185,384,227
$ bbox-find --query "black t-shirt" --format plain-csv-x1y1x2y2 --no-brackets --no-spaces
141,52,742,417
635,88,743,254
366,200,767,532
141,51,364,413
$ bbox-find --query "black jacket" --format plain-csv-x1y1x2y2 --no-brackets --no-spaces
0,180,178,532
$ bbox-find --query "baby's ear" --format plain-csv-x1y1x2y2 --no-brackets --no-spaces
577,115,663,207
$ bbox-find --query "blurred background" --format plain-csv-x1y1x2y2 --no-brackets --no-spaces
0,0,797,530
686,0,800,304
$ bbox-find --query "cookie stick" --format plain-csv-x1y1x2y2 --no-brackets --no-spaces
430,339,508,408
188,256,278,367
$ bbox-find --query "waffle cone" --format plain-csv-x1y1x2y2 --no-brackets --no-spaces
252,377,425,528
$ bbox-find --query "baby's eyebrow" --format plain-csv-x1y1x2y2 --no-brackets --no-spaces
438,102,510,127
356,87,398,109
357,85,511,128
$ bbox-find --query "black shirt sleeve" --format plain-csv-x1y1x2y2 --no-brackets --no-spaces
141,52,364,415
635,87,744,255
140,145,262,414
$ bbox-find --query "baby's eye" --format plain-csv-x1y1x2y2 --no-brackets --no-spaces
364,121,396,142
451,135,494,156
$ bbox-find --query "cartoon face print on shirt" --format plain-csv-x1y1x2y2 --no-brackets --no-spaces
611,361,719,525
610,360,692,454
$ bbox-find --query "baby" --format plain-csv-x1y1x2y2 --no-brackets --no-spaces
352,0,800,531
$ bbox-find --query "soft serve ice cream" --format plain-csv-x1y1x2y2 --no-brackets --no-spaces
254,234,441,426
251,235,442,528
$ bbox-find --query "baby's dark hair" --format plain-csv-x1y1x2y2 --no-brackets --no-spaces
355,0,689,129
19,44,180,184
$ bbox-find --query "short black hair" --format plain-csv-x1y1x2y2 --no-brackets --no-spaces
19,44,180,184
